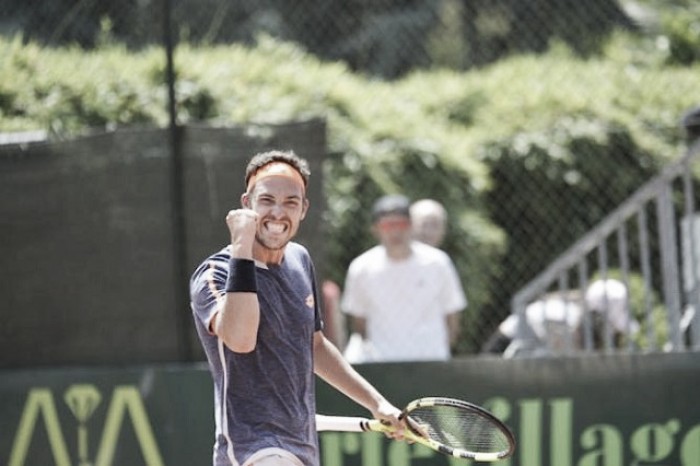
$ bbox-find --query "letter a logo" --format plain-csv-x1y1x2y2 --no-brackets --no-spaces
8,388,71,466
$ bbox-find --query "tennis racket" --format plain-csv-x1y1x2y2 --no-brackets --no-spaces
316,397,516,462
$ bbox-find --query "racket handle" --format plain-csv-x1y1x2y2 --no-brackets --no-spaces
315,415,380,432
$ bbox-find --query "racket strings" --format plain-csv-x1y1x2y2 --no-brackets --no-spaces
408,405,511,454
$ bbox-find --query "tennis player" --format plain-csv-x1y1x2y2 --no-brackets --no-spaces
190,150,404,466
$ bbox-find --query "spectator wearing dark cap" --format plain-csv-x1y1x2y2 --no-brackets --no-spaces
341,194,467,363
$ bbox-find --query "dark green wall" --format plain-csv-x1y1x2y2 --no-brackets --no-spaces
0,120,327,368
1,353,698,465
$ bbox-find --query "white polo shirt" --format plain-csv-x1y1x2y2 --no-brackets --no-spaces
342,241,467,362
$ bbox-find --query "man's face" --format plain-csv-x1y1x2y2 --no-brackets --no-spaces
246,176,308,251
373,214,412,248
412,213,446,247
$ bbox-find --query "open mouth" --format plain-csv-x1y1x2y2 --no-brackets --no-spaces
264,221,288,235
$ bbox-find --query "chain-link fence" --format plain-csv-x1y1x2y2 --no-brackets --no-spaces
2,0,699,361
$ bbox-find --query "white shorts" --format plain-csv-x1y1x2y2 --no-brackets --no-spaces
243,448,305,466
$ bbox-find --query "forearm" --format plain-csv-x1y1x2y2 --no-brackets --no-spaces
446,312,461,347
313,333,388,416
350,316,367,338
214,248,260,352
213,292,260,353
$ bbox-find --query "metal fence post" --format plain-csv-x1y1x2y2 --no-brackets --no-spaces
164,0,192,361
655,182,684,350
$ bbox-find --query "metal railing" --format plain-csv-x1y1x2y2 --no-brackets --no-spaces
509,140,700,357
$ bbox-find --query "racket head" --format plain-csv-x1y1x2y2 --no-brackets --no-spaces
400,397,516,462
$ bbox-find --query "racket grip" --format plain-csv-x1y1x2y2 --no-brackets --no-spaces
315,415,375,432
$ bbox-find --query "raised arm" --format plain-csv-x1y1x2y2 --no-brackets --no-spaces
211,209,261,353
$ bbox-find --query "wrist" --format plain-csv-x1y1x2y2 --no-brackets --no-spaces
229,243,254,259
225,258,258,293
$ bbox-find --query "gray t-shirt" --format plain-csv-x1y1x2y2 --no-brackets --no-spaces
190,242,323,466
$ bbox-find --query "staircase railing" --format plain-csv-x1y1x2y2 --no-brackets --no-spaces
509,140,700,357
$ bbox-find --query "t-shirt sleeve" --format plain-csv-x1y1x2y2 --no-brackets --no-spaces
499,314,519,338
189,257,227,334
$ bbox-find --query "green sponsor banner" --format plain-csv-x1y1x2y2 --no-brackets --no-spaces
1,354,698,465
317,353,700,466
0,365,214,465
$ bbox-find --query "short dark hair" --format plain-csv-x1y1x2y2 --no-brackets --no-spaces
371,194,411,222
245,150,310,190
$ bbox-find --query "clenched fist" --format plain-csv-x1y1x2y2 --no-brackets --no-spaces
226,209,258,259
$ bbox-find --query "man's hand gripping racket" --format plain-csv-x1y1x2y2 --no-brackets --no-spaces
317,397,516,462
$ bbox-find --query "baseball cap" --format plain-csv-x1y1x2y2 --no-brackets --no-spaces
371,194,411,223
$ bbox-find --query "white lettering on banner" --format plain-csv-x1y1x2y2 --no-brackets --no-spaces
319,397,700,466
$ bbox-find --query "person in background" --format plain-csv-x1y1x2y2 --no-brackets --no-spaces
481,278,638,357
341,194,467,363
321,279,347,350
584,278,639,349
410,198,448,248
190,151,405,466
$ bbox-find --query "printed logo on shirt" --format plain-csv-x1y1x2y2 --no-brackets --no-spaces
305,294,315,309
